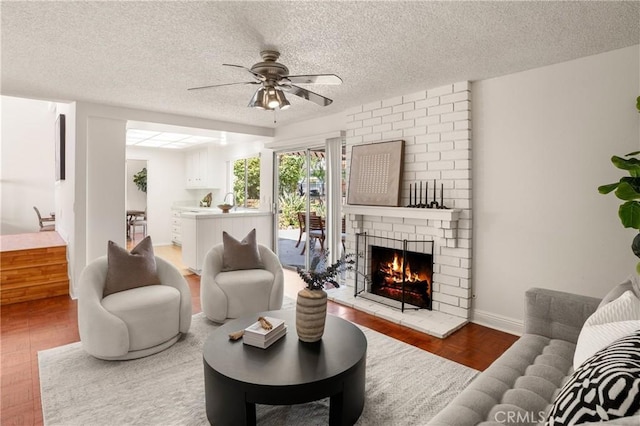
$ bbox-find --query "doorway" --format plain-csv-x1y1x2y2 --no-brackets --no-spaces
126,159,147,241
275,148,326,272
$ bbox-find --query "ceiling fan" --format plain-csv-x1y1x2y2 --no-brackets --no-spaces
187,50,342,110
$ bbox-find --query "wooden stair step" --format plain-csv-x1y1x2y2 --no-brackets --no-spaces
2,264,70,288
1,232,69,305
1,280,69,305
1,247,67,269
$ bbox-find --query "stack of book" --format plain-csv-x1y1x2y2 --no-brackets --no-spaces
243,316,287,349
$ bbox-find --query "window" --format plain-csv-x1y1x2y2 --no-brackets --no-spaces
232,157,260,208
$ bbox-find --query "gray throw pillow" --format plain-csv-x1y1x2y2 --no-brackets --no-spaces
598,277,640,309
103,236,160,297
221,228,264,271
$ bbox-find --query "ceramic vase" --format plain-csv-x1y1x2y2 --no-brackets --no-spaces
295,288,328,342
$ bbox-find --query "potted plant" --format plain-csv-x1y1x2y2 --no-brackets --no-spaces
597,96,640,274
295,252,355,342
133,168,147,193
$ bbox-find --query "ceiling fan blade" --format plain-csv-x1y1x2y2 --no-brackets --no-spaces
187,81,259,91
222,63,265,81
281,84,333,107
285,74,342,85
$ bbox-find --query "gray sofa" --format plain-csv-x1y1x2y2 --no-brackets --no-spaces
429,287,603,426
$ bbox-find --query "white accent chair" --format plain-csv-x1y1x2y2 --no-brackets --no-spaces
200,243,284,323
77,256,192,360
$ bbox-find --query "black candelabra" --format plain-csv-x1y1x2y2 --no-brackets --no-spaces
407,180,448,209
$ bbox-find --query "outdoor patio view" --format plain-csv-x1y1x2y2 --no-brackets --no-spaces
277,150,328,272
233,150,346,277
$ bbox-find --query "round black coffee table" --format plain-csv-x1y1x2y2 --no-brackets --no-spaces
203,310,367,426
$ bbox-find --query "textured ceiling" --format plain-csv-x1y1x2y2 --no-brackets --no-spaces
2,1,639,131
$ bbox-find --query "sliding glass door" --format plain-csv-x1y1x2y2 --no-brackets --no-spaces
274,148,326,272
273,134,346,279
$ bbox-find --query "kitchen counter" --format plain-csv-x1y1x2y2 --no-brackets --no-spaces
170,205,236,212
181,210,273,274
180,210,271,218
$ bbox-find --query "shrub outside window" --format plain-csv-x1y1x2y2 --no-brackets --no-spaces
233,157,260,209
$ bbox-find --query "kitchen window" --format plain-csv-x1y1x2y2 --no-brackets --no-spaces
232,156,260,209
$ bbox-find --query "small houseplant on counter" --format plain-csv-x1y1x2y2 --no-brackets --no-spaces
295,252,355,342
597,96,640,274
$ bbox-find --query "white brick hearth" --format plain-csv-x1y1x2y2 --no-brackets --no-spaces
326,286,467,338
340,81,473,337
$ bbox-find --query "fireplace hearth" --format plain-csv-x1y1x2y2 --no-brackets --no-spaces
354,233,433,312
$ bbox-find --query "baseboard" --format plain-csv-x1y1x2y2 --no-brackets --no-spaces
471,309,524,336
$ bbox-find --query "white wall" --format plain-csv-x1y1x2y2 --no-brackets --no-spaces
472,45,640,332
126,159,147,211
273,111,346,143
86,116,127,261
1,96,56,234
219,140,265,161
126,146,192,245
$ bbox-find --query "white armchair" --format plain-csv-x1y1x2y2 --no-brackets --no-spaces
200,243,284,323
77,256,192,360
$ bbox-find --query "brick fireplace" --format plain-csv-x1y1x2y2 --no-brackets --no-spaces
355,233,434,311
341,81,472,323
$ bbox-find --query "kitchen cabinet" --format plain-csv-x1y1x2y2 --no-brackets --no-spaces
185,146,224,189
170,208,182,246
181,211,273,274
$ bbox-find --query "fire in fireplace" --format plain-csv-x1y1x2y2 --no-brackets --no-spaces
370,246,432,309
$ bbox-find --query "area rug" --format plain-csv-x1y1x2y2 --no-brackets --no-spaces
39,311,478,425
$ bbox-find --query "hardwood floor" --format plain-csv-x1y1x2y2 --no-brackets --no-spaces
1,272,518,426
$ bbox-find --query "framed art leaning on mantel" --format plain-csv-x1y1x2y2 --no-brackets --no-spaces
347,140,404,206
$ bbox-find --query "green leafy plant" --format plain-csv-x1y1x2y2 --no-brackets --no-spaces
133,167,147,193
278,192,305,228
296,252,355,291
233,157,260,207
311,199,326,217
597,96,640,273
278,155,305,197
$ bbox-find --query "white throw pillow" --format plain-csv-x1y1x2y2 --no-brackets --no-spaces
573,290,640,370
598,275,640,309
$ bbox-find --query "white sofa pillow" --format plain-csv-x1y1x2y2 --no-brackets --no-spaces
573,290,640,370
597,275,640,309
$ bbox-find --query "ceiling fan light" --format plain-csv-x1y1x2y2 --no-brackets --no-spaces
265,87,280,109
249,88,267,109
248,88,260,108
275,89,290,110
